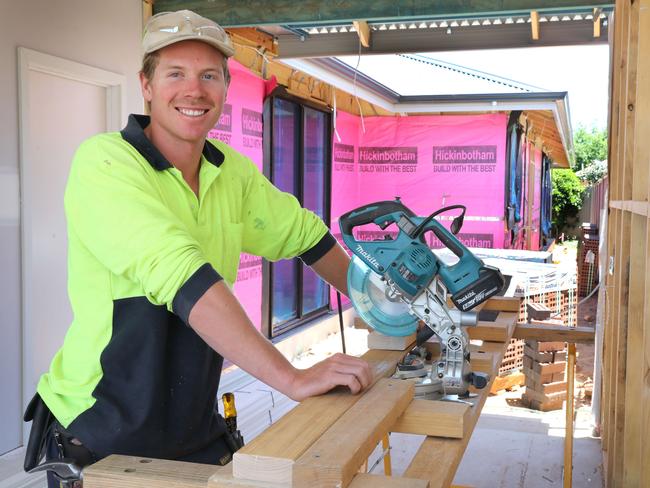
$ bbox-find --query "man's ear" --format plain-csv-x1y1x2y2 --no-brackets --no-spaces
139,71,153,102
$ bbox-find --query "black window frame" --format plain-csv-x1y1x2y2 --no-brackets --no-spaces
261,88,333,339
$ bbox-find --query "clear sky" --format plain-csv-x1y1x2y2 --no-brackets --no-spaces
339,44,610,132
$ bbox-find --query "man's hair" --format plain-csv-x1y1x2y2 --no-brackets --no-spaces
140,49,231,86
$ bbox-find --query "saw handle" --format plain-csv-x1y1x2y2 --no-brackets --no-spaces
431,225,464,258
339,200,414,237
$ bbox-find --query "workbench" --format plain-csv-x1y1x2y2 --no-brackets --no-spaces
81,296,592,487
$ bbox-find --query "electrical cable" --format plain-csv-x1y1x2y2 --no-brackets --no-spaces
412,204,466,238
337,291,346,354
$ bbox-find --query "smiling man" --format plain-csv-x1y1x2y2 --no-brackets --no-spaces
24,10,371,487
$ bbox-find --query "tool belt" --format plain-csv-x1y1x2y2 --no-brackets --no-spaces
23,393,53,472
24,393,94,487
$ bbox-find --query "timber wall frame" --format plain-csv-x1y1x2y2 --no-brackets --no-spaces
601,0,650,486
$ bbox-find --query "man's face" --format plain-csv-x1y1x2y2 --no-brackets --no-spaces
140,40,227,145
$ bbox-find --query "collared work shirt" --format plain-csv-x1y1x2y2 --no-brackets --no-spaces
37,114,335,459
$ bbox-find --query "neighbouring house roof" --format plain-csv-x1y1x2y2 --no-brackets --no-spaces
281,56,573,167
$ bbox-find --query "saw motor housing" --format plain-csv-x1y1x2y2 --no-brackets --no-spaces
340,200,506,397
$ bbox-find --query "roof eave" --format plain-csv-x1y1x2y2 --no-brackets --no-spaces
281,57,573,167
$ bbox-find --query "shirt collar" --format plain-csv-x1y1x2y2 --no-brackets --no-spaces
120,114,225,171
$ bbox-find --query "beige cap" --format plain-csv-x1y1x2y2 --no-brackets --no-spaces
143,10,235,57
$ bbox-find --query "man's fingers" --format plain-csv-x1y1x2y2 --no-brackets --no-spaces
330,371,362,395
326,353,372,389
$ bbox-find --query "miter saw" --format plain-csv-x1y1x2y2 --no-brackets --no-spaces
339,200,506,400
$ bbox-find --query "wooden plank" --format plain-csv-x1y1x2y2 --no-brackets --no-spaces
352,20,371,48
354,316,373,330
643,213,650,488
490,371,525,394
467,312,517,342
609,199,650,216
227,27,277,55
513,324,595,343
593,8,602,38
232,349,406,484
392,399,470,438
403,314,517,488
563,343,576,488
349,473,429,488
610,0,636,482
479,296,521,313
367,331,416,351
468,349,495,373
622,0,649,483
84,455,220,488
292,379,414,488
530,11,540,40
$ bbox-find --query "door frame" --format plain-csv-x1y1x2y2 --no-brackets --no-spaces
17,47,126,443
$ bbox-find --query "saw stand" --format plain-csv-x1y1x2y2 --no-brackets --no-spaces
83,297,528,488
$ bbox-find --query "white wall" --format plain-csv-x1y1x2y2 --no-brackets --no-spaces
0,0,144,454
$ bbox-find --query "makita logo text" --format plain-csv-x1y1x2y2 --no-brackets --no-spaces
356,244,381,269
241,108,263,137
214,104,232,132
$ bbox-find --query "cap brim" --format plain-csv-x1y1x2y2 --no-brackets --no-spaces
145,34,235,57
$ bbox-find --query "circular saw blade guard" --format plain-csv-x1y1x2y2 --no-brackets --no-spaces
347,256,418,336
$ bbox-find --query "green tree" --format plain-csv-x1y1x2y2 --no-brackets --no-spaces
576,159,607,184
552,169,585,235
573,126,607,171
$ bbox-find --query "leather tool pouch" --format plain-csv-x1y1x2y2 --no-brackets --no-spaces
23,393,54,472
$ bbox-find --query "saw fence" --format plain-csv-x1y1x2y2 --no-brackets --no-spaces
82,296,588,488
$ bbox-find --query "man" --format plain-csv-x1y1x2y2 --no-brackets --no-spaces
25,10,371,485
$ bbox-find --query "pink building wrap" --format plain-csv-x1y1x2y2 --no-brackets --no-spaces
208,60,265,329
208,65,543,330
331,111,509,250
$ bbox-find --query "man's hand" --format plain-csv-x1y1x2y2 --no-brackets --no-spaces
189,281,371,402
287,353,373,401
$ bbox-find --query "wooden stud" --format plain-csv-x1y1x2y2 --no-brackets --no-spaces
530,11,540,40
563,343,576,487
467,312,518,342
609,199,650,216
292,379,413,487
84,455,221,488
232,349,406,484
479,296,521,313
367,331,416,351
349,474,429,488
392,399,469,439
381,435,392,476
513,324,595,343
594,8,602,38
226,27,277,55
490,371,525,394
352,20,371,48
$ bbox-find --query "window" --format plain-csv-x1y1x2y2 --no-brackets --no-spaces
262,94,332,338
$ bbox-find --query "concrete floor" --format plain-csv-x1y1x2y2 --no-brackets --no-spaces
368,392,603,487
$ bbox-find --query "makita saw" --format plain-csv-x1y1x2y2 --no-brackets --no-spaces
339,200,506,398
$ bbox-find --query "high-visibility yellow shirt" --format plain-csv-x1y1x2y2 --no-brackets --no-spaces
37,114,334,459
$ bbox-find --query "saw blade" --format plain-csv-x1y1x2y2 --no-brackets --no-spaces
347,256,418,336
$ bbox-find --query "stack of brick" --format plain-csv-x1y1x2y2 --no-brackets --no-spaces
577,223,599,297
520,302,567,411
522,340,567,411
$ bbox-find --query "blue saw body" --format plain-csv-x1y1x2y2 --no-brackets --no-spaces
340,200,505,336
